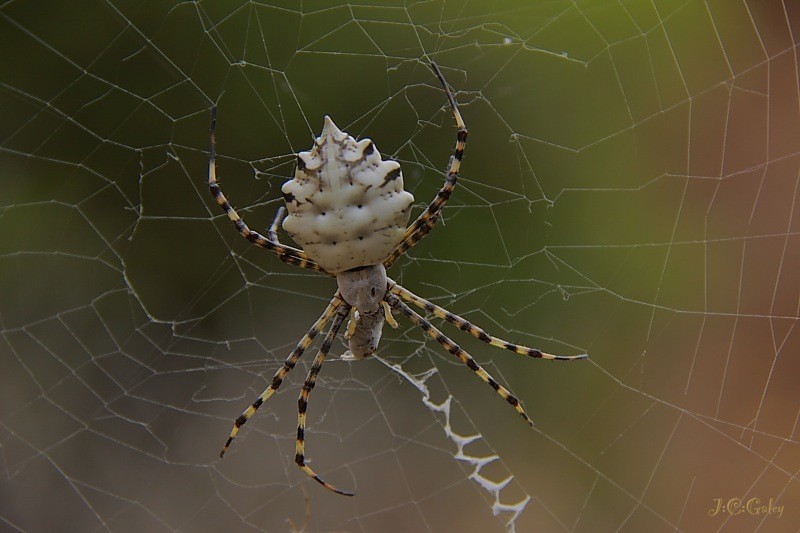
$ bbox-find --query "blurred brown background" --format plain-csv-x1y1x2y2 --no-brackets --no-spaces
1,1,798,531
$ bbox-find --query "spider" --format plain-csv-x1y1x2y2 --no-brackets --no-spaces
210,62,588,496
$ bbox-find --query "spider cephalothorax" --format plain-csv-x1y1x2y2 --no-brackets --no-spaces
209,62,588,497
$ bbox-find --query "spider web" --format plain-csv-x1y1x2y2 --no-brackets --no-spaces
1,0,799,531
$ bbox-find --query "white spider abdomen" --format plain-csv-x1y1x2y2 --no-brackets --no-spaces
281,116,414,273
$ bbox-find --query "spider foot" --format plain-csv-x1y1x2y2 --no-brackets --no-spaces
219,414,247,458
297,461,354,497
537,351,589,361
219,438,233,458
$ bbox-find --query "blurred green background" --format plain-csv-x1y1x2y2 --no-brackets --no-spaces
1,1,798,531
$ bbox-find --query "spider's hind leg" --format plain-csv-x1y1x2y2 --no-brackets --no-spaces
208,106,328,274
384,62,468,267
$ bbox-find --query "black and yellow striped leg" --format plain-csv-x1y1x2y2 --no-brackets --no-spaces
295,304,353,496
385,293,534,428
384,62,468,267
208,106,329,274
219,294,345,458
388,281,588,361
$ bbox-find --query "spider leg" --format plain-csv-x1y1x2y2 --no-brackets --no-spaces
388,281,588,361
295,304,353,496
385,293,533,427
219,294,345,458
208,106,329,274
384,62,467,267
266,205,295,252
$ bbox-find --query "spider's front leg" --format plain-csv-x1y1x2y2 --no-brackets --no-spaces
219,294,346,458
385,292,534,427
384,62,468,267
208,106,329,274
388,281,588,361
295,304,353,496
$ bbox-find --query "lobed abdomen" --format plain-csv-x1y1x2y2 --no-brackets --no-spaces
281,116,414,273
